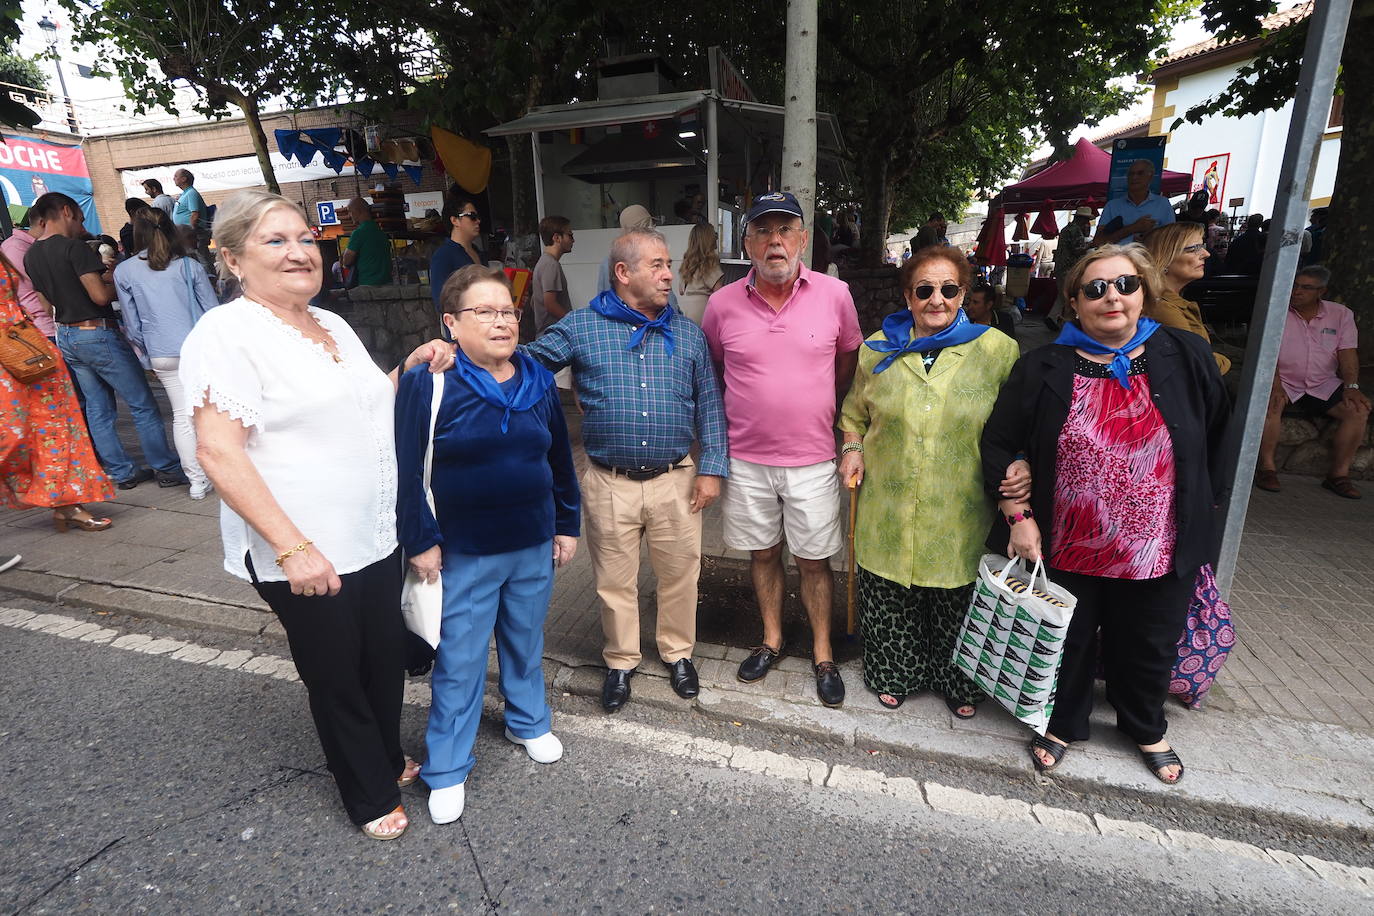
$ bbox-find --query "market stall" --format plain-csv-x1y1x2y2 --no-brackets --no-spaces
995,138,1192,214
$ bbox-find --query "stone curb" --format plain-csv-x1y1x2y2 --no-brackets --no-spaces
9,569,1374,844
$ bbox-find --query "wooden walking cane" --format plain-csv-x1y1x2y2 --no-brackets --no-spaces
846,475,859,636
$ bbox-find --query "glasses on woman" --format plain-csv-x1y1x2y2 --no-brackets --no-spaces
457,307,521,324
912,283,961,300
1079,274,1141,300
1182,243,1207,253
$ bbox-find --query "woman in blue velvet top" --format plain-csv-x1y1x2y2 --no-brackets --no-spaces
395,264,580,826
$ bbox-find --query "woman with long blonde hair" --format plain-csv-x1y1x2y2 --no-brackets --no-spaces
1141,222,1230,374
677,222,724,325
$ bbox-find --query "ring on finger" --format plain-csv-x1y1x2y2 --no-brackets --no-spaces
304,586,316,596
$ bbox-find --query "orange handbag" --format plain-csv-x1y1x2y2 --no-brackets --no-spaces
0,316,58,383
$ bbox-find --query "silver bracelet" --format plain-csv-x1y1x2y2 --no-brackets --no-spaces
840,441,864,455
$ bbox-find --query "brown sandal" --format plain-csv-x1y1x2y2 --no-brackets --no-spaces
1254,469,1281,492
1321,476,1361,500
397,756,421,787
53,507,113,533
361,805,408,840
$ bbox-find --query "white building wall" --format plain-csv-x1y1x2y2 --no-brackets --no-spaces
1159,56,1338,217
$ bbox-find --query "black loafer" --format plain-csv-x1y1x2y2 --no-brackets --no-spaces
815,661,845,708
737,644,783,683
665,658,699,699
602,668,633,712
116,468,155,490
156,470,189,488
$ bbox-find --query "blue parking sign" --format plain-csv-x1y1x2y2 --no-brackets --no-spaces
317,201,338,225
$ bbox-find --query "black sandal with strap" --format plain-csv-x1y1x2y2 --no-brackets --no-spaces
1029,734,1068,773
1140,747,1185,784
877,693,905,709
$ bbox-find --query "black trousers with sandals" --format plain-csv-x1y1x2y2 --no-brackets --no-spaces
1046,567,1195,747
246,548,406,826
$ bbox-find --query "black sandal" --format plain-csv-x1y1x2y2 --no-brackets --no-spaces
877,693,905,709
1140,747,1185,784
1029,734,1068,773
944,696,977,719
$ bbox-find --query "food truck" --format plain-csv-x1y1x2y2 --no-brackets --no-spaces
485,49,848,309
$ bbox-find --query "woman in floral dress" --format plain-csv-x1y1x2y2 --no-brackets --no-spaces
0,252,114,530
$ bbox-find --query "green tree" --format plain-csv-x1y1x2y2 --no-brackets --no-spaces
60,0,341,193
1178,0,1374,362
0,50,48,96
0,0,43,130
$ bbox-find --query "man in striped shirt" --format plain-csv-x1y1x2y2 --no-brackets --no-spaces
525,228,728,712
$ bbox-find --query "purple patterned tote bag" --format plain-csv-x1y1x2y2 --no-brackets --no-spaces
1169,564,1236,709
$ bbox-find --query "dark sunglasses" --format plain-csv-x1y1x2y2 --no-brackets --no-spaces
913,283,961,301
457,211,480,221
1079,274,1141,300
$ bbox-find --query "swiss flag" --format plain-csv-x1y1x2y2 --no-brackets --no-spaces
642,121,661,140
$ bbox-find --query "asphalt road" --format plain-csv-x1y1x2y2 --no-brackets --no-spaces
2,597,1370,915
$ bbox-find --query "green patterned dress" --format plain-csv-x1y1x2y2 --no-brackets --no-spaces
838,326,1019,700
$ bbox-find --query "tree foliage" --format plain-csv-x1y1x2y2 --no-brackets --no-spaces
0,0,43,130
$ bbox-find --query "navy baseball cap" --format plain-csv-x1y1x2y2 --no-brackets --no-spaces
744,191,804,225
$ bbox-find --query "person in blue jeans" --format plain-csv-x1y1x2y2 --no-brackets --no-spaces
396,265,580,826
22,193,186,490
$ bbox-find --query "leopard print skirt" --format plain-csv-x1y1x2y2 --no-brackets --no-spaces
858,567,985,704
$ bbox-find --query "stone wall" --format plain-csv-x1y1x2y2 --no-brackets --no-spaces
838,266,902,336
1272,415,1374,480
333,284,441,371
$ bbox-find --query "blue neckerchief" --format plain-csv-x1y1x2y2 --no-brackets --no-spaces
1054,317,1162,389
590,288,676,355
452,348,554,433
865,308,988,373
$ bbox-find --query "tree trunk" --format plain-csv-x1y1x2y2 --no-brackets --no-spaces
858,147,895,267
238,96,280,195
505,133,536,240
1325,0,1374,365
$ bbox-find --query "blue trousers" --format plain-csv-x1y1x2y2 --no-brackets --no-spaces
56,325,180,482
422,540,554,790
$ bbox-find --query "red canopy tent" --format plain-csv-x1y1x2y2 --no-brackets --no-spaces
996,138,1192,215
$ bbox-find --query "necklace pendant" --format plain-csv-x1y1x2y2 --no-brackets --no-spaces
332,353,342,364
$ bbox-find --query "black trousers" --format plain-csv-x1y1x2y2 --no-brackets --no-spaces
1046,567,1195,746
247,549,406,826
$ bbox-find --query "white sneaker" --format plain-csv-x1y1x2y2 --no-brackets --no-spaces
427,781,465,824
0,554,20,573
189,480,214,500
505,728,563,764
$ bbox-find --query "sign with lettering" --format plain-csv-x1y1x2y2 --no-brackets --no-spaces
708,47,758,103
0,135,99,230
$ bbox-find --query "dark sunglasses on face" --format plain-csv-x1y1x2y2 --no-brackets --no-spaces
1079,274,1142,300
913,283,961,301
458,211,480,221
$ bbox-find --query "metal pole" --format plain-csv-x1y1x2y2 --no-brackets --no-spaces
530,131,546,218
1215,0,1354,598
45,39,79,134
705,95,720,244
781,0,817,251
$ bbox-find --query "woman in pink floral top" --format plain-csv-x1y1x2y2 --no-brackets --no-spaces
981,244,1231,786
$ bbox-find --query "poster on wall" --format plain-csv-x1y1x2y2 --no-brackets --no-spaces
1107,136,1167,200
0,135,101,231
1190,153,1230,207
119,152,360,198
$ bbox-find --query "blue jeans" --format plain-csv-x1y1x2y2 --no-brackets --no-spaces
421,540,554,790
56,325,181,482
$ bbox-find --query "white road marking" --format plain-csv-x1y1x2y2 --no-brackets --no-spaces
5,607,1373,898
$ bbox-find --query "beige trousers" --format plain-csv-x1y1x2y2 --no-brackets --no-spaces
581,460,702,669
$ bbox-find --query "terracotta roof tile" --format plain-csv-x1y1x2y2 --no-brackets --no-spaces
1159,2,1311,67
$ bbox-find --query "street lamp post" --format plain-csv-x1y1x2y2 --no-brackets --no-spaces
37,14,79,135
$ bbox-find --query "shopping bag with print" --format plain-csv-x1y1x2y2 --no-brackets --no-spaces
953,554,1077,735
1169,563,1236,709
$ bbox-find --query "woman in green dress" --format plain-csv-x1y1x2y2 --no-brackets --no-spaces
838,246,1028,715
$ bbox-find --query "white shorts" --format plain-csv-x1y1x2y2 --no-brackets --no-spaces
722,458,843,560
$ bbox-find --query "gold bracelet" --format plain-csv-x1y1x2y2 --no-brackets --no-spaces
274,540,313,567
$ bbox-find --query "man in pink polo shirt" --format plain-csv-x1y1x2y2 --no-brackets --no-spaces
1258,265,1370,498
702,191,862,708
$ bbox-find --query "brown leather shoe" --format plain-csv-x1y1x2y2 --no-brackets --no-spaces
1321,476,1361,499
1254,469,1281,492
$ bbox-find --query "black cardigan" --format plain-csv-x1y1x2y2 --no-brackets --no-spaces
980,326,1232,579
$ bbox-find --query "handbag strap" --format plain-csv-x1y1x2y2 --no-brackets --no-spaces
422,371,445,514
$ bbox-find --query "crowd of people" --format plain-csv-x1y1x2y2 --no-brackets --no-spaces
0,169,1362,842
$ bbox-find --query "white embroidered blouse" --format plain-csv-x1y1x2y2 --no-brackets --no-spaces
179,296,398,583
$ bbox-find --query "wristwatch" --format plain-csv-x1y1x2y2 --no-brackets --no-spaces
1344,383,1360,390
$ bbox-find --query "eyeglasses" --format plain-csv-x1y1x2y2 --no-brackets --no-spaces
1182,243,1207,253
1079,274,1142,300
912,283,961,301
457,307,521,324
457,211,480,221
747,225,800,241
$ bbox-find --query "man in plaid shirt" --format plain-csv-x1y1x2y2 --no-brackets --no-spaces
525,228,728,712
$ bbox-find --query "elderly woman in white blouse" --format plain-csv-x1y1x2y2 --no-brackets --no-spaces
179,189,452,841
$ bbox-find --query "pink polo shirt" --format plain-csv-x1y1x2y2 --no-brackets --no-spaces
702,264,862,466
1277,299,1357,402
0,231,56,338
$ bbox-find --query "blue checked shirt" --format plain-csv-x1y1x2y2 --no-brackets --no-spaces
523,307,729,477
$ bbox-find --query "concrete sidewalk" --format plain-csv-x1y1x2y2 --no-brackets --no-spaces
3,432,1373,838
